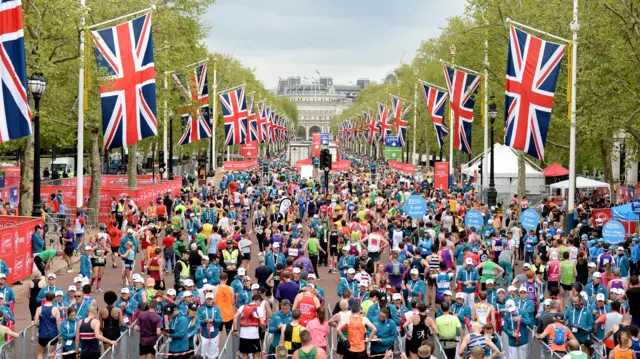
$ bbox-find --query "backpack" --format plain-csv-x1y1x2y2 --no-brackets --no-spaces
553,324,566,346
392,262,401,276
240,304,259,327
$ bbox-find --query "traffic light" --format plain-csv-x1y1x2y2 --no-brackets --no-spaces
320,149,332,171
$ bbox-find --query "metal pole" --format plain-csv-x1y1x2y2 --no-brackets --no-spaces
412,82,417,165
76,0,85,209
168,114,174,180
211,57,218,172
449,46,455,175
483,15,489,188
163,72,168,178
568,0,579,229
32,94,42,217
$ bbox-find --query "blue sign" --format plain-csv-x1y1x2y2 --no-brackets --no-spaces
521,209,540,231
385,135,400,148
464,209,484,231
602,219,626,244
320,133,330,146
632,199,640,215
405,195,428,219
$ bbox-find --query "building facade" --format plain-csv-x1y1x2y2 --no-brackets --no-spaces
276,76,369,140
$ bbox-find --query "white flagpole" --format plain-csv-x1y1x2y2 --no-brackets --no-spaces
483,15,489,188
76,0,85,208
412,82,417,165
568,0,579,228
211,55,218,171
163,72,169,177
448,45,455,174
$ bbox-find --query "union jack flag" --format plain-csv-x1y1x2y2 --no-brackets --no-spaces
264,106,272,143
91,12,157,150
391,95,409,146
362,113,370,143
172,63,211,146
443,64,480,154
0,0,32,143
220,86,248,146
377,103,393,142
256,102,268,143
420,82,449,148
504,25,565,159
245,102,259,143
367,111,379,146
272,113,280,142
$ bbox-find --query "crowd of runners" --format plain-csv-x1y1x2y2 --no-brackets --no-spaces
2,150,640,359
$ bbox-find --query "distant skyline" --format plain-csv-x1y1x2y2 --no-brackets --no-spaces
204,0,467,89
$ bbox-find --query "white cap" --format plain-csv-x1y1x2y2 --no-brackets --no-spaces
68,285,77,291
74,276,82,283
392,293,402,301
0,274,6,279
410,268,419,275
465,258,473,265
550,252,558,260
523,263,531,269
506,299,516,312
596,293,606,301
127,228,134,234
497,288,505,293
486,279,494,285
205,293,214,299
55,290,64,296
121,288,130,294
182,290,193,297
588,262,596,268
238,268,246,276
543,299,552,306
359,281,368,287
593,272,602,278
443,290,453,296
84,246,92,251
288,248,298,256
134,276,144,283
455,292,464,299
518,285,527,292
47,273,56,279
347,268,355,274
243,276,252,281
273,242,280,248
308,283,315,289
132,273,142,280
508,285,517,292
167,289,177,296
203,284,214,291
342,246,350,251
190,243,197,249
0,293,4,299
293,267,301,274
251,284,260,290
307,274,316,279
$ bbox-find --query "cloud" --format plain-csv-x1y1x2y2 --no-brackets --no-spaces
205,0,467,88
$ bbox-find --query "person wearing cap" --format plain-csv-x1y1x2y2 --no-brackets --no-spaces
32,224,45,255
221,238,241,281
115,287,138,326
565,294,595,344
631,238,640,277
162,302,191,356
537,312,575,354
590,293,610,343
337,246,356,279
456,257,480,307
405,268,427,307
230,267,247,296
51,290,68,319
118,227,138,262
291,267,308,290
585,272,609,302
306,274,325,300
338,268,358,298
449,292,471,328
177,290,195,316
268,299,293,355
194,256,214,290
265,242,286,274
502,298,529,359
597,244,614,273
196,291,223,358
613,247,630,279
0,272,14,308
236,277,254,308
37,273,63,304
366,292,401,327
514,284,535,327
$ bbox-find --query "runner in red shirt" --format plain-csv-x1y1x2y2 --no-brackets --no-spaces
108,226,122,268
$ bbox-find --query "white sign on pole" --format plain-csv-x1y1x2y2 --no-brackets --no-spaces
300,165,314,180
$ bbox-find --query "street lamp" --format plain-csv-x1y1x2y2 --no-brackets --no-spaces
28,72,46,217
168,110,174,180
487,94,498,207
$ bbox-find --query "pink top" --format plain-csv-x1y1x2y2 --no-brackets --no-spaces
547,261,560,282
305,318,329,348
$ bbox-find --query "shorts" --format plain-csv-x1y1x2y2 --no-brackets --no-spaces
124,259,134,269
330,246,338,257
347,350,367,359
29,301,40,320
139,344,156,355
548,281,559,291
77,232,84,239
80,352,101,359
243,253,251,261
64,248,74,257
218,320,233,333
92,261,105,267
38,337,55,347
561,283,573,291
111,246,119,253
239,338,261,354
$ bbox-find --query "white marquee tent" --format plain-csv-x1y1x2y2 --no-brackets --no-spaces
549,176,610,194
462,143,545,194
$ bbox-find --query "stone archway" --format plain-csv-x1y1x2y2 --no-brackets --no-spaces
308,126,321,139
296,126,307,140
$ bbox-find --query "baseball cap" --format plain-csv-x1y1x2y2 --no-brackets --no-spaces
307,274,316,279
134,276,144,283
342,246,349,251
618,247,624,252
496,288,505,293
465,258,473,265
190,243,197,249
251,284,260,290
486,279,494,285
121,288,130,294
455,292,464,299
205,293,214,300
243,276,252,282
273,242,280,248
518,286,527,292
47,273,56,279
392,293,402,301
0,274,6,279
238,268,246,276
443,290,453,296
84,246,92,251
593,272,602,278
164,303,177,314
588,262,596,268
347,268,355,274
596,293,606,301
523,263,531,269
68,285,77,291
543,299,552,306
410,268,419,275
508,285,517,292
359,281,368,287
55,290,64,296
127,228,134,234
293,268,301,274
203,284,214,291
74,276,82,283
554,313,565,320
550,252,558,260
167,289,177,296
182,290,193,297
505,299,516,312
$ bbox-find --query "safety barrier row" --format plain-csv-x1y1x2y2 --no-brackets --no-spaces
98,320,140,359
0,324,36,359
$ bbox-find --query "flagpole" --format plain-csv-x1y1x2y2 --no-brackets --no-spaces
418,80,446,92
568,0,579,229
76,0,86,209
87,6,155,30
448,45,455,175
163,71,170,177
211,54,218,172
412,82,417,165
483,15,489,189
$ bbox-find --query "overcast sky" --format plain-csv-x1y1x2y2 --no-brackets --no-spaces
204,0,467,89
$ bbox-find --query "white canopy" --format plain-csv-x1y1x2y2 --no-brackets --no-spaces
549,176,610,192
462,143,544,177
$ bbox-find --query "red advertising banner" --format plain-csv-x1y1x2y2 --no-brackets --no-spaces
434,162,449,192
223,160,259,171
296,159,313,172
0,216,42,285
388,160,415,174
240,141,258,158
312,133,321,157
331,160,351,172
592,208,611,225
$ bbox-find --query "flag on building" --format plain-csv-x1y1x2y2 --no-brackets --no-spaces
504,25,566,159
0,0,32,143
420,82,449,148
220,86,248,146
442,64,480,154
91,12,157,150
391,95,408,146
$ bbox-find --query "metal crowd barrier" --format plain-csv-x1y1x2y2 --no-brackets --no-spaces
154,334,170,358
218,331,240,359
0,324,37,359
98,319,139,359
431,335,450,359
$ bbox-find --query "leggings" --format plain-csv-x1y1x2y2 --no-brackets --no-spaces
309,254,319,277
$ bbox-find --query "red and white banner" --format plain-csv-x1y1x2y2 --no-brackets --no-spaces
331,160,351,172
312,133,321,157
241,141,258,158
388,160,415,174
296,159,313,172
592,208,611,225
434,162,449,192
223,160,258,171
0,216,42,285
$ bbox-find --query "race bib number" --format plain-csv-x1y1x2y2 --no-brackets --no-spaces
66,340,73,346
203,279,207,283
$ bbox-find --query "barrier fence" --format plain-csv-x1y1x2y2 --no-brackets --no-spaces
0,324,37,359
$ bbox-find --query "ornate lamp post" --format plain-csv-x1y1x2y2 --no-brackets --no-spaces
487,95,498,207
29,72,46,217
168,110,174,180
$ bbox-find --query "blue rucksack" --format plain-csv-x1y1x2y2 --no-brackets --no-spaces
553,324,566,345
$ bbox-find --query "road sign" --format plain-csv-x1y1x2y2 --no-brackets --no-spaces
320,133,330,147
632,199,640,215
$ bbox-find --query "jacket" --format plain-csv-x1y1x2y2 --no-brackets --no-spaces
450,303,472,325
268,310,293,347
456,268,479,294
60,318,78,351
337,255,356,278
584,282,608,302
119,235,138,255
503,311,529,347
366,302,400,326
513,297,535,328
168,316,190,353
369,317,398,352
337,278,358,297
265,251,286,272
564,305,594,343
405,278,427,304
80,254,92,279
210,264,222,286
196,305,222,339
0,286,15,304
231,277,244,297
32,232,45,254
195,265,214,289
